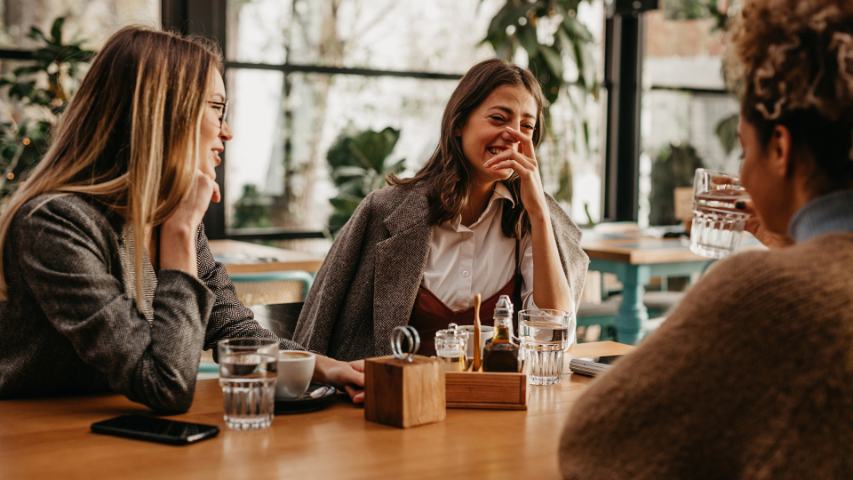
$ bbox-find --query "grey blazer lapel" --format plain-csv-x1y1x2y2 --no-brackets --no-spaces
373,187,431,355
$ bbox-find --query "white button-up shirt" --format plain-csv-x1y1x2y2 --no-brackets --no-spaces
422,183,535,312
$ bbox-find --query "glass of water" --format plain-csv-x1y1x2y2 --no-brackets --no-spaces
519,309,575,385
690,168,751,259
218,338,278,430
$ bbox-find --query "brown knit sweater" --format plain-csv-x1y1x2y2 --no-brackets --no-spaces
560,233,853,479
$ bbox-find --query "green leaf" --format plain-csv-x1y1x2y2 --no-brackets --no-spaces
714,113,739,155
27,26,46,42
50,17,65,45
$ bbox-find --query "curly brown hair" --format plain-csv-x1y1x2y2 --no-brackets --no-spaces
388,59,545,238
724,0,853,192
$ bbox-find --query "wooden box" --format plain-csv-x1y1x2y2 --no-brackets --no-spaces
445,371,527,410
364,355,446,428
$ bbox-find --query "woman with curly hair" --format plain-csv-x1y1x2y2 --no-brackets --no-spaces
292,59,588,359
560,1,853,478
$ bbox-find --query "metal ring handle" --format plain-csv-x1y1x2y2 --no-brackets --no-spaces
390,325,420,362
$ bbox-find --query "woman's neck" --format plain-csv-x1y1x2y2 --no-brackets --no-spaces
461,178,497,227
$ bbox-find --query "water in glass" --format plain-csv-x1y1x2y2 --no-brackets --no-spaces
218,339,278,430
690,169,750,259
519,309,573,386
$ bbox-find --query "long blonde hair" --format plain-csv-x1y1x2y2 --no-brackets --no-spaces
0,26,223,301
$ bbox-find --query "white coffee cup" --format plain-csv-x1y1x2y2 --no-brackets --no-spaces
457,325,495,360
276,350,316,400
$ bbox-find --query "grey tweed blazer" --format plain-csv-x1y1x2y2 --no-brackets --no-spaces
293,184,589,361
0,194,299,412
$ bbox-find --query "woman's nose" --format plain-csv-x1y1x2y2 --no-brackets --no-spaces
220,120,234,141
500,129,516,142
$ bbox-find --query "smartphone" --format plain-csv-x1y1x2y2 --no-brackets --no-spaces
91,414,219,445
593,355,623,365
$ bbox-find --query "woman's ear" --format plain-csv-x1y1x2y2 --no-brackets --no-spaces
768,124,794,178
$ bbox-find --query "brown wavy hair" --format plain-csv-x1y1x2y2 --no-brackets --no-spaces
388,58,545,238
724,0,853,193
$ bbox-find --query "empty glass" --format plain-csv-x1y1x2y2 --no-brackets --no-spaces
519,309,575,385
218,338,278,430
690,168,751,258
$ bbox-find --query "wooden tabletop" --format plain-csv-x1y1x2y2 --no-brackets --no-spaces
208,239,325,274
581,230,707,265
0,342,632,479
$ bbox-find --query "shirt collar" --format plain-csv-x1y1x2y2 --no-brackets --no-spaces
788,189,853,243
448,182,516,230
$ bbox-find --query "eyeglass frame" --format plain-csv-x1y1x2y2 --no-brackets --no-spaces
207,100,228,129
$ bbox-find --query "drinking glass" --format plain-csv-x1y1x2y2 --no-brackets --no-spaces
519,309,575,385
218,338,278,430
690,168,751,259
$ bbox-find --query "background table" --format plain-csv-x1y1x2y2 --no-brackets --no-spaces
581,230,711,344
209,239,324,274
0,342,631,479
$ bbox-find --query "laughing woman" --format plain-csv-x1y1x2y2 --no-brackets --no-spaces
0,27,363,412
293,59,589,359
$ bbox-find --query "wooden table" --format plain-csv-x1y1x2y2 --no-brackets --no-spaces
581,230,711,344
208,239,324,275
0,342,631,479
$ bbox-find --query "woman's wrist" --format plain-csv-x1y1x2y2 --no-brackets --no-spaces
159,226,197,274
527,208,551,229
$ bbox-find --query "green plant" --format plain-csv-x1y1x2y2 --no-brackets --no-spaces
649,143,704,226
0,17,94,203
663,0,731,30
326,127,406,233
232,184,272,229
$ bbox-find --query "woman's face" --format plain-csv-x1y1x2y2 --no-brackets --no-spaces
458,84,537,186
738,115,791,234
200,70,232,174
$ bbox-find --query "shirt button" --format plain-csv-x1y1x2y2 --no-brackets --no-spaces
461,270,470,278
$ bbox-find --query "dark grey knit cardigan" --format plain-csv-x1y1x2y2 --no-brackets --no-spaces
0,194,300,412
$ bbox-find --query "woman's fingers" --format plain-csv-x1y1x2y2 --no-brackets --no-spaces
503,126,536,159
484,149,535,173
344,385,365,404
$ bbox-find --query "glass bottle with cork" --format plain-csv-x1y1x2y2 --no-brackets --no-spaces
483,295,520,372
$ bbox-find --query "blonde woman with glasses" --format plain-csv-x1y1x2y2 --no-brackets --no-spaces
0,26,364,412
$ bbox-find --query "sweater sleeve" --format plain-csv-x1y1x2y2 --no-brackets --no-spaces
558,251,842,479
292,191,375,354
11,199,214,413
195,226,303,351
545,195,589,314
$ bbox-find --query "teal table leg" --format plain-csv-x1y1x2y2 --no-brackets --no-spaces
615,265,649,344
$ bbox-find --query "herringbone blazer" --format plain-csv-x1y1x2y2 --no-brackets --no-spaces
293,184,589,360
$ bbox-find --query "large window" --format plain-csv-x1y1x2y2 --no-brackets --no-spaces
638,5,739,227
223,0,605,237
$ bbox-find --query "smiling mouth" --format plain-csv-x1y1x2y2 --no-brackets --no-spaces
487,146,510,156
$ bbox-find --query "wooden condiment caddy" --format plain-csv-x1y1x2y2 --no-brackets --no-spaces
445,370,527,410
444,294,527,410
364,327,446,428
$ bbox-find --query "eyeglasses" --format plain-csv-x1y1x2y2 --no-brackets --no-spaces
208,100,228,129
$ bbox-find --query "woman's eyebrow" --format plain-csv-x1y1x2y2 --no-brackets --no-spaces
210,93,226,101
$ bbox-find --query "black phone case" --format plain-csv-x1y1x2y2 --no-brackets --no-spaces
91,416,219,445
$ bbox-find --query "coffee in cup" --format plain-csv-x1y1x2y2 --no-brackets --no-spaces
276,350,316,400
